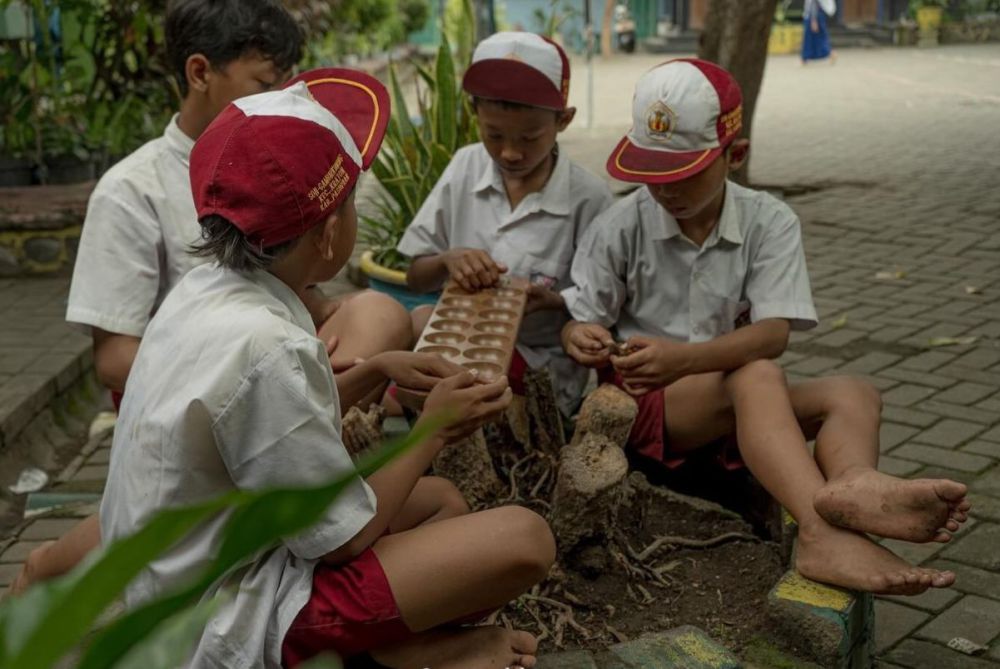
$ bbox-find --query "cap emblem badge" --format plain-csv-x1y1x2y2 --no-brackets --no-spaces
645,101,676,142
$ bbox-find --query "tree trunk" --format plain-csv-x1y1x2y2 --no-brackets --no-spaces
698,0,778,185
601,0,615,57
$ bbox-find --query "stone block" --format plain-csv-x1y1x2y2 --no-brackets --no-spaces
886,639,997,669
874,600,929,654
926,559,1000,600
876,456,922,478
537,651,599,669
915,419,986,449
881,384,937,408
880,406,939,428
939,523,1000,571
19,518,80,541
838,352,903,375
916,594,1000,647
879,423,919,453
0,563,20,587
897,351,956,372
883,586,960,613
891,444,991,472
0,540,46,564
933,382,997,407
915,400,997,426
607,626,740,669
766,570,874,669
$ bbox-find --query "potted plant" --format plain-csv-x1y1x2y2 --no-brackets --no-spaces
359,29,479,310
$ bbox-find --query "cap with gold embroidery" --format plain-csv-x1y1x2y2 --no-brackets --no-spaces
607,58,742,184
190,68,389,247
462,32,570,111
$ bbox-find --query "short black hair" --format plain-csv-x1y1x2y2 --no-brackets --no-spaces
166,0,304,97
190,214,295,272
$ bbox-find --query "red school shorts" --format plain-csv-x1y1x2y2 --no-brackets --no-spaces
281,548,411,666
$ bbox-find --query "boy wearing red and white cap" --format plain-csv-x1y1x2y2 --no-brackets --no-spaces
100,71,553,669
562,59,970,597
399,31,613,415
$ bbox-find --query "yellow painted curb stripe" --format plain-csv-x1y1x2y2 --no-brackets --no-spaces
774,571,853,612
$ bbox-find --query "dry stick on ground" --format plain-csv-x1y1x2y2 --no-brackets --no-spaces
632,531,760,562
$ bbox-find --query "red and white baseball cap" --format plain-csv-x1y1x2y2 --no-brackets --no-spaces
190,68,389,247
607,58,743,184
462,31,570,110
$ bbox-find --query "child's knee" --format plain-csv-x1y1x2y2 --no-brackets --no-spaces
352,290,412,348
494,506,556,580
426,476,471,518
726,359,787,391
825,375,882,416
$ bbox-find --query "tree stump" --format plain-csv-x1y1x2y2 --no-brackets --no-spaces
524,367,566,456
549,384,638,559
551,432,630,558
341,404,386,459
433,428,503,508
570,384,638,447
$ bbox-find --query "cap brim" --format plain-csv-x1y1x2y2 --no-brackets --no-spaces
606,135,722,184
463,60,566,110
285,68,390,170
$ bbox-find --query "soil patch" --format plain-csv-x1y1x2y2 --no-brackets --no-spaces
483,439,785,655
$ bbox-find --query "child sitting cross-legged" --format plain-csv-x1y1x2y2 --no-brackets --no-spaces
100,70,555,669
561,59,970,596
399,32,613,416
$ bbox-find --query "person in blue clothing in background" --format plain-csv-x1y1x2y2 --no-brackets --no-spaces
802,0,837,64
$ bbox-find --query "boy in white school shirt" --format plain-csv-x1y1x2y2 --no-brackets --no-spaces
18,0,429,599
398,31,613,415
67,0,414,407
561,58,971,597
101,71,554,669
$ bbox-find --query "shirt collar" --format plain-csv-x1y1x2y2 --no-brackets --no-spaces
472,145,571,217
164,114,196,167
254,270,316,334
647,181,744,245
716,182,744,245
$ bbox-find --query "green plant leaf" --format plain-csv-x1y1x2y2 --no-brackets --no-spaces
433,34,458,152
1,496,235,669
113,593,228,669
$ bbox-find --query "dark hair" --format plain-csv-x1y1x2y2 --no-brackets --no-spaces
166,0,304,97
189,214,295,272
470,96,566,120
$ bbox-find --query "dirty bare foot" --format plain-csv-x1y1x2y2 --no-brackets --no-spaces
814,467,970,543
8,540,55,597
372,626,538,669
796,521,954,596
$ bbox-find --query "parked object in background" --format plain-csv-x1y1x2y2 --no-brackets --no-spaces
613,2,636,53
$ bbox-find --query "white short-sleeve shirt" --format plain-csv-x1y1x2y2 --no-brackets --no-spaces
397,143,613,411
563,182,817,343
66,115,205,336
100,263,377,669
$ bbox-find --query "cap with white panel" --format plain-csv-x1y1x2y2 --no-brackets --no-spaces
607,58,743,184
462,31,570,111
190,68,389,247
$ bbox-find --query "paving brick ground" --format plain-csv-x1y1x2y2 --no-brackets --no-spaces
1,44,998,666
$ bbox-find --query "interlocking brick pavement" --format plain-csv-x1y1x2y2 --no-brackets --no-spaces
0,43,998,666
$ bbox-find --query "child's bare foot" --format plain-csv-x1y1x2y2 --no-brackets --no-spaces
8,540,55,596
372,626,538,669
814,468,970,543
796,521,954,596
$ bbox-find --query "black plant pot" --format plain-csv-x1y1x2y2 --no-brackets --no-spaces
0,156,34,187
43,155,97,185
